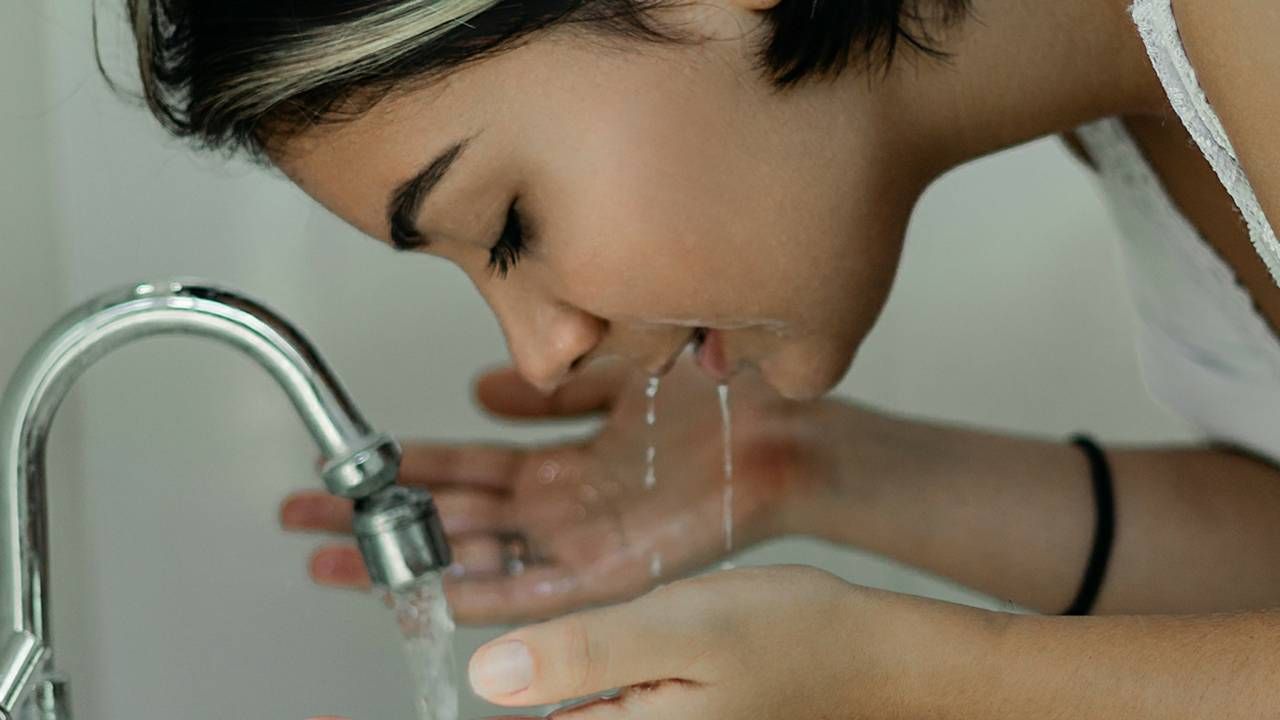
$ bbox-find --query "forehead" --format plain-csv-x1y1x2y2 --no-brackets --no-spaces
273,73,482,241
269,31,637,239
271,26,731,240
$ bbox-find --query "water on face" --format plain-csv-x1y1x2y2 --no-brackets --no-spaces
718,382,735,566
387,574,459,720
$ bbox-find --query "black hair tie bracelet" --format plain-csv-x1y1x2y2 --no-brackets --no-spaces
1060,434,1115,616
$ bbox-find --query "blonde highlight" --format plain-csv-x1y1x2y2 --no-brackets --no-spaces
115,1,968,157
215,1,502,123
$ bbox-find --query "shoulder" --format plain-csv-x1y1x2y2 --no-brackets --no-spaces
1172,0,1280,227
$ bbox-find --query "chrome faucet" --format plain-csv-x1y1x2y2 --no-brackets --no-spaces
0,280,452,719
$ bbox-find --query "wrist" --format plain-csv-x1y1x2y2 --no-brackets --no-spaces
863,588,1011,719
757,396,863,537
779,399,935,541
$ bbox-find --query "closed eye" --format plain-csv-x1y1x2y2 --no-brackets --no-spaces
390,215,426,251
488,201,529,278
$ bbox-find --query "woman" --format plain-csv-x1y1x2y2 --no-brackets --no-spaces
126,0,1280,716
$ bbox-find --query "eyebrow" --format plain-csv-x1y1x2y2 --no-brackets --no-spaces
386,137,472,250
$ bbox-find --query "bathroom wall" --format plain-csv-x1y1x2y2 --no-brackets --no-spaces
0,0,94,705
3,2,1201,719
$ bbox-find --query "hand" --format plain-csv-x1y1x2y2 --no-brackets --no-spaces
281,356,837,624
465,565,994,719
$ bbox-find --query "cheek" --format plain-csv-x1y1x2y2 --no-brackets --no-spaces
538,227,714,320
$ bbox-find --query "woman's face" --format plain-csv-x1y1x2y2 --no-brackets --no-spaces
278,2,922,400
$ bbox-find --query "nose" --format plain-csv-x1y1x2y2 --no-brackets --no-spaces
498,298,604,393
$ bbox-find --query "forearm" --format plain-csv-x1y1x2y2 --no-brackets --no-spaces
794,401,1280,614
903,603,1280,719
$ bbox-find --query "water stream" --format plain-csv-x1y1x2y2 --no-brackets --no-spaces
385,375,737,718
645,375,662,577
644,375,660,490
718,382,735,569
387,573,459,720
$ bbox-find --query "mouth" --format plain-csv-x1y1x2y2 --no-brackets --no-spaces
650,328,705,377
649,326,735,383
691,327,729,381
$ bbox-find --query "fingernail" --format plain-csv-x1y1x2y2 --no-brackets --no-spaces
469,640,533,697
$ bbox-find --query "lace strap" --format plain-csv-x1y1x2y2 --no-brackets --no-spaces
1130,0,1280,287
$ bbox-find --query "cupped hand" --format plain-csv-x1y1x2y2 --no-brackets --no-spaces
281,356,833,624
465,565,988,719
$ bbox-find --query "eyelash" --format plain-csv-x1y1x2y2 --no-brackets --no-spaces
390,216,425,251
390,201,528,279
487,202,527,279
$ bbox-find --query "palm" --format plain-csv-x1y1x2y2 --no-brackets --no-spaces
282,356,810,624
510,362,776,571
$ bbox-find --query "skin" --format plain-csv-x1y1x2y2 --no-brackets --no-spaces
265,0,1280,716
280,1,957,402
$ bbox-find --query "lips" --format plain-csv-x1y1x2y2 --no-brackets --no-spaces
693,328,729,381
650,327,730,381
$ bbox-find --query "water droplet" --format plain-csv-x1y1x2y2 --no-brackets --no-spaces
644,376,660,490
537,461,562,485
533,577,579,596
645,375,661,422
649,553,663,578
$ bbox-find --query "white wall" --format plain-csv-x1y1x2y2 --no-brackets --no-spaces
0,0,93,708
1,2,1198,719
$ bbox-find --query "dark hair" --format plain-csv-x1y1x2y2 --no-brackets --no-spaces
118,0,970,159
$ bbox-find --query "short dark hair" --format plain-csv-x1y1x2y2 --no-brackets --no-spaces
117,0,970,159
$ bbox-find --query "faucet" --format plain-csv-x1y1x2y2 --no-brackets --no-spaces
0,280,452,719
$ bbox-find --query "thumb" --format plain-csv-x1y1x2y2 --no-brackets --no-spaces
467,586,713,707
474,360,632,420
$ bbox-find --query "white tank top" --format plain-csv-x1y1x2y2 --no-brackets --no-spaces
1074,0,1280,463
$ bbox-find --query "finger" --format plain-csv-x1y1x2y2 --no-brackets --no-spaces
399,442,523,491
444,515,657,626
281,491,352,533
447,567,584,625
467,586,710,706
475,361,631,420
308,544,371,589
445,552,656,626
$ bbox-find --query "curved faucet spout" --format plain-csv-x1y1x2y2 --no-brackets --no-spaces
0,280,451,719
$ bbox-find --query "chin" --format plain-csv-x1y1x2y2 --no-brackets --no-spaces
758,352,848,401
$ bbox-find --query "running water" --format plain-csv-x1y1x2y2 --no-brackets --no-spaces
718,382,735,570
645,375,662,577
386,574,459,720
644,375,660,490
